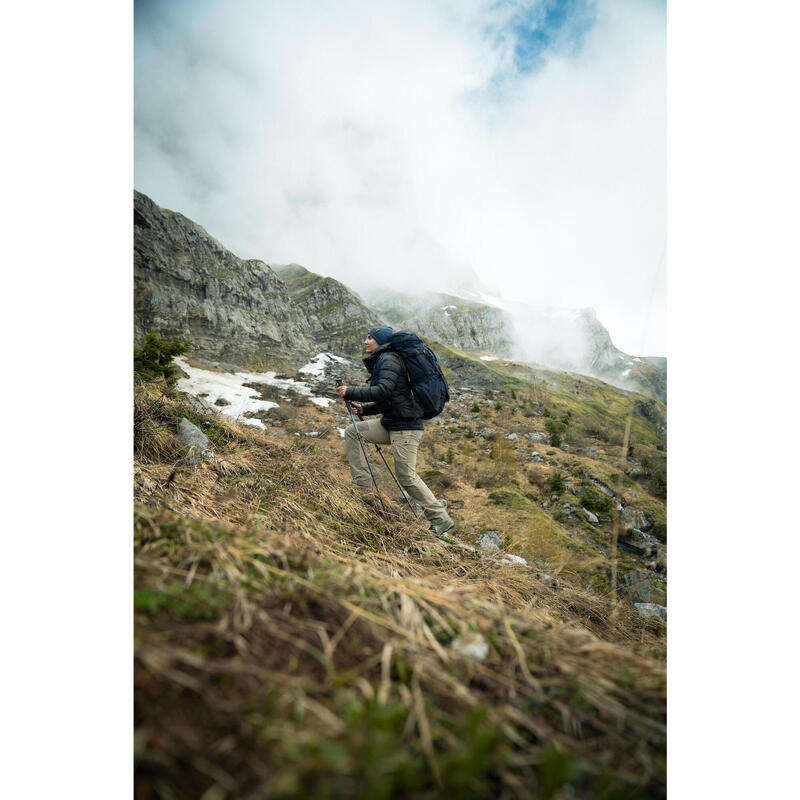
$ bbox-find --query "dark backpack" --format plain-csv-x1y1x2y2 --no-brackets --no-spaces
389,331,450,420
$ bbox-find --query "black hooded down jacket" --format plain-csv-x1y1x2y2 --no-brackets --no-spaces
345,344,424,430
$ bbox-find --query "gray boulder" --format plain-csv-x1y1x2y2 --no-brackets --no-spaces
620,506,651,531
588,478,615,497
477,530,503,552
582,508,599,525
539,573,559,589
176,417,214,463
524,431,548,443
656,544,667,572
633,603,667,621
620,570,651,604
504,432,519,443
619,528,657,558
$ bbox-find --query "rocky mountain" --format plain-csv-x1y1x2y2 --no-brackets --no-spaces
368,288,666,403
134,191,314,369
134,190,665,402
365,289,513,356
272,264,377,356
509,307,667,403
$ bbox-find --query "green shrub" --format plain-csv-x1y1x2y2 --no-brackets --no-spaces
471,401,480,413
545,418,566,447
549,472,566,495
578,486,613,514
134,331,192,385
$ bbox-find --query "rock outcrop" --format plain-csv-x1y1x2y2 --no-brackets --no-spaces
369,288,666,403
273,264,377,356
134,191,315,368
367,290,512,356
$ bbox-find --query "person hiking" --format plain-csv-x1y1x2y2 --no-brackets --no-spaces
337,326,455,535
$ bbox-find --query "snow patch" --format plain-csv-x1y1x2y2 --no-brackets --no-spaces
503,554,528,566
299,351,350,377
174,357,334,428
480,355,498,361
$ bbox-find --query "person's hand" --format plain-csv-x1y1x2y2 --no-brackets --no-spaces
337,385,348,398
351,402,363,416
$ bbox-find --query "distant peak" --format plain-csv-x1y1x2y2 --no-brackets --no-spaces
272,263,310,280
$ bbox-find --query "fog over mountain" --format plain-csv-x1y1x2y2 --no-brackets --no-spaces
135,188,666,401
135,0,665,356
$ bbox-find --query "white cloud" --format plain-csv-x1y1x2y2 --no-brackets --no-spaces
135,0,665,355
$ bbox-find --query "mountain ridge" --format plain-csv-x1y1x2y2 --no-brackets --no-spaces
134,190,665,402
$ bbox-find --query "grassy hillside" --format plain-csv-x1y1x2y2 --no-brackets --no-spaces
134,368,666,799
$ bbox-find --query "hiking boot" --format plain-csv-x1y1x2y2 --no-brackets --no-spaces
429,518,455,536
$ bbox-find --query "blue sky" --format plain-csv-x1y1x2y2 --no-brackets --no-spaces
503,0,596,74
135,0,666,355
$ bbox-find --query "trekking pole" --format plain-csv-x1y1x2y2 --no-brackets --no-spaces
345,397,420,518
337,380,390,520
372,443,420,517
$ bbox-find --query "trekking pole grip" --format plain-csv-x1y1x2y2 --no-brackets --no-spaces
336,379,363,420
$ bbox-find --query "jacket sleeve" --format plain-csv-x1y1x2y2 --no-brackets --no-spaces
359,402,378,416
345,353,401,404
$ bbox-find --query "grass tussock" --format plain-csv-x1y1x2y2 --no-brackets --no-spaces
134,381,666,799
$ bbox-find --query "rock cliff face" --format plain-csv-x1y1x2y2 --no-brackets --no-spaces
371,290,666,402
134,191,314,367
273,264,377,356
567,310,666,402
367,291,513,356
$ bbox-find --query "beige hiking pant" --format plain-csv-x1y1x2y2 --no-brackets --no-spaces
345,418,452,526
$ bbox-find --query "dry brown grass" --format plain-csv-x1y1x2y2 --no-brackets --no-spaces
134,382,665,799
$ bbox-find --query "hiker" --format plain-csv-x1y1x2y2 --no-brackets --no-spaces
336,326,455,535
